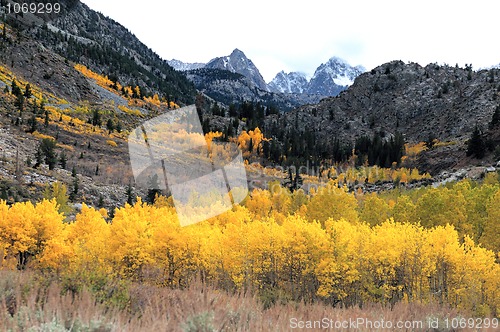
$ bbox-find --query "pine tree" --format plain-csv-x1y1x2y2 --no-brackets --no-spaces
69,176,79,202
28,113,37,133
34,145,43,168
97,195,105,208
106,118,115,133
0,187,8,201
14,93,24,112
490,106,500,129
59,151,67,170
146,174,161,204
40,138,57,170
11,79,22,97
466,125,486,159
24,83,32,99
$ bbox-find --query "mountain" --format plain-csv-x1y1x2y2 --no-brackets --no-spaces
268,71,309,94
268,58,365,97
15,0,196,104
167,59,205,71
186,68,320,111
263,60,500,173
205,49,269,91
306,57,365,96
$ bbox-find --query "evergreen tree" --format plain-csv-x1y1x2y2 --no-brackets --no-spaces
89,109,102,127
44,111,49,127
40,138,57,170
11,79,22,97
28,113,37,133
59,151,67,170
14,93,24,112
490,105,500,129
24,83,32,99
97,195,105,208
146,174,161,204
466,125,486,159
0,187,8,201
106,118,115,133
34,145,43,168
69,176,79,202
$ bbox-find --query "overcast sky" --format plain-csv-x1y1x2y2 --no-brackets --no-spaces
80,0,500,83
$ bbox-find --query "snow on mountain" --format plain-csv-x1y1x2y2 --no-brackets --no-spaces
170,50,365,99
306,57,365,96
268,71,309,94
205,49,269,91
167,59,205,71
267,57,365,97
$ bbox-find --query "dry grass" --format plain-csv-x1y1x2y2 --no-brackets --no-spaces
1,270,496,332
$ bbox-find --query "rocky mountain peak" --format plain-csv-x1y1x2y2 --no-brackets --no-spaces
268,71,309,94
205,48,269,91
307,57,365,95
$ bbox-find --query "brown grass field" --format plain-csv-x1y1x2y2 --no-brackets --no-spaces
1,270,497,332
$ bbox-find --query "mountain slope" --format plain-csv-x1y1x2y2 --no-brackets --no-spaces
10,0,196,104
205,49,269,91
306,57,365,95
268,71,309,94
263,61,500,172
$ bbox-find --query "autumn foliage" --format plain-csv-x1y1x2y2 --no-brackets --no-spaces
0,176,499,316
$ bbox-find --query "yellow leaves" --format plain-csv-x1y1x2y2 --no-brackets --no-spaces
0,176,499,313
32,131,55,141
359,193,390,226
244,188,272,219
405,142,428,156
75,64,114,89
0,201,37,254
106,139,118,147
118,104,143,117
237,127,268,158
482,190,500,253
204,131,223,152
109,200,156,274
0,200,64,268
306,180,359,225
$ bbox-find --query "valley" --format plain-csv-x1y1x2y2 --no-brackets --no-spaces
0,1,499,331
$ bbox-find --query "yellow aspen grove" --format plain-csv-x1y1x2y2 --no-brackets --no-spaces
483,189,500,253
0,177,498,316
0,201,38,269
108,199,156,278
306,180,359,225
359,192,390,226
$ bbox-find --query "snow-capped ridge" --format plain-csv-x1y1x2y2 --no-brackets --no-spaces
268,71,309,94
167,59,205,71
268,57,365,96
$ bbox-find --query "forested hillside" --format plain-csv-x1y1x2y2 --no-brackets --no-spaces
0,1,499,330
